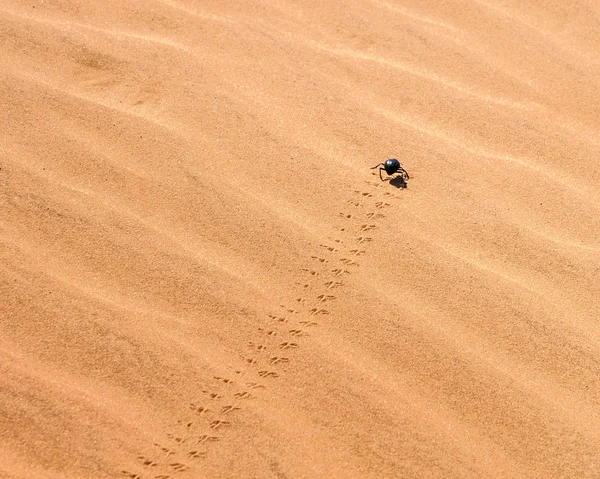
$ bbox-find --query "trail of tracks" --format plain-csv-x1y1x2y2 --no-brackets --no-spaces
118,174,402,478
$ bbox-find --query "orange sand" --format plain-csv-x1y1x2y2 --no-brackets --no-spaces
1,1,600,477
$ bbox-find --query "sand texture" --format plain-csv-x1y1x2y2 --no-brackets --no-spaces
1,0,600,477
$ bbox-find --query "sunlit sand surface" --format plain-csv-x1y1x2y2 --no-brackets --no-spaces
2,1,599,477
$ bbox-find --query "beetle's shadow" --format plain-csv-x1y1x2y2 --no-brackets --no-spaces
389,176,408,189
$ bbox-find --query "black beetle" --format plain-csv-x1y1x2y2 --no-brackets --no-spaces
371,159,409,181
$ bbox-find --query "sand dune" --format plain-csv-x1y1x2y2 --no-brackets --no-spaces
1,0,599,477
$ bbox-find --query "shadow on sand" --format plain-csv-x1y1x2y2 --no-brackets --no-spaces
389,176,408,189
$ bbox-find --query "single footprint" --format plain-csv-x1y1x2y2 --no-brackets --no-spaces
221,405,241,414
360,224,376,231
246,382,266,389
311,256,327,263
213,376,233,384
188,451,206,459
202,390,223,400
375,201,390,209
258,370,279,378
234,391,254,399
331,268,350,276
356,237,372,244
299,321,318,327
154,444,175,457
198,435,220,444
210,420,232,429
269,356,290,364
324,280,344,289
169,462,188,472
302,268,319,276
280,342,299,349
316,294,336,302
121,471,141,479
340,258,358,266
257,328,277,336
339,213,353,219
289,329,307,336
248,342,268,352
189,404,209,414
354,190,373,198
166,434,185,444
309,308,329,316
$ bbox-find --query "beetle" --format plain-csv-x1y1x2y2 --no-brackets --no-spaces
370,159,409,181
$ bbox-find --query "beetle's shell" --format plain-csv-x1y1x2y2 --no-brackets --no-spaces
384,159,400,175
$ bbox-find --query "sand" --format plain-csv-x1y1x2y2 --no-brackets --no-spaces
1,0,600,477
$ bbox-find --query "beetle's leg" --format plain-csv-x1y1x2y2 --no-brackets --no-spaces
379,168,384,181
